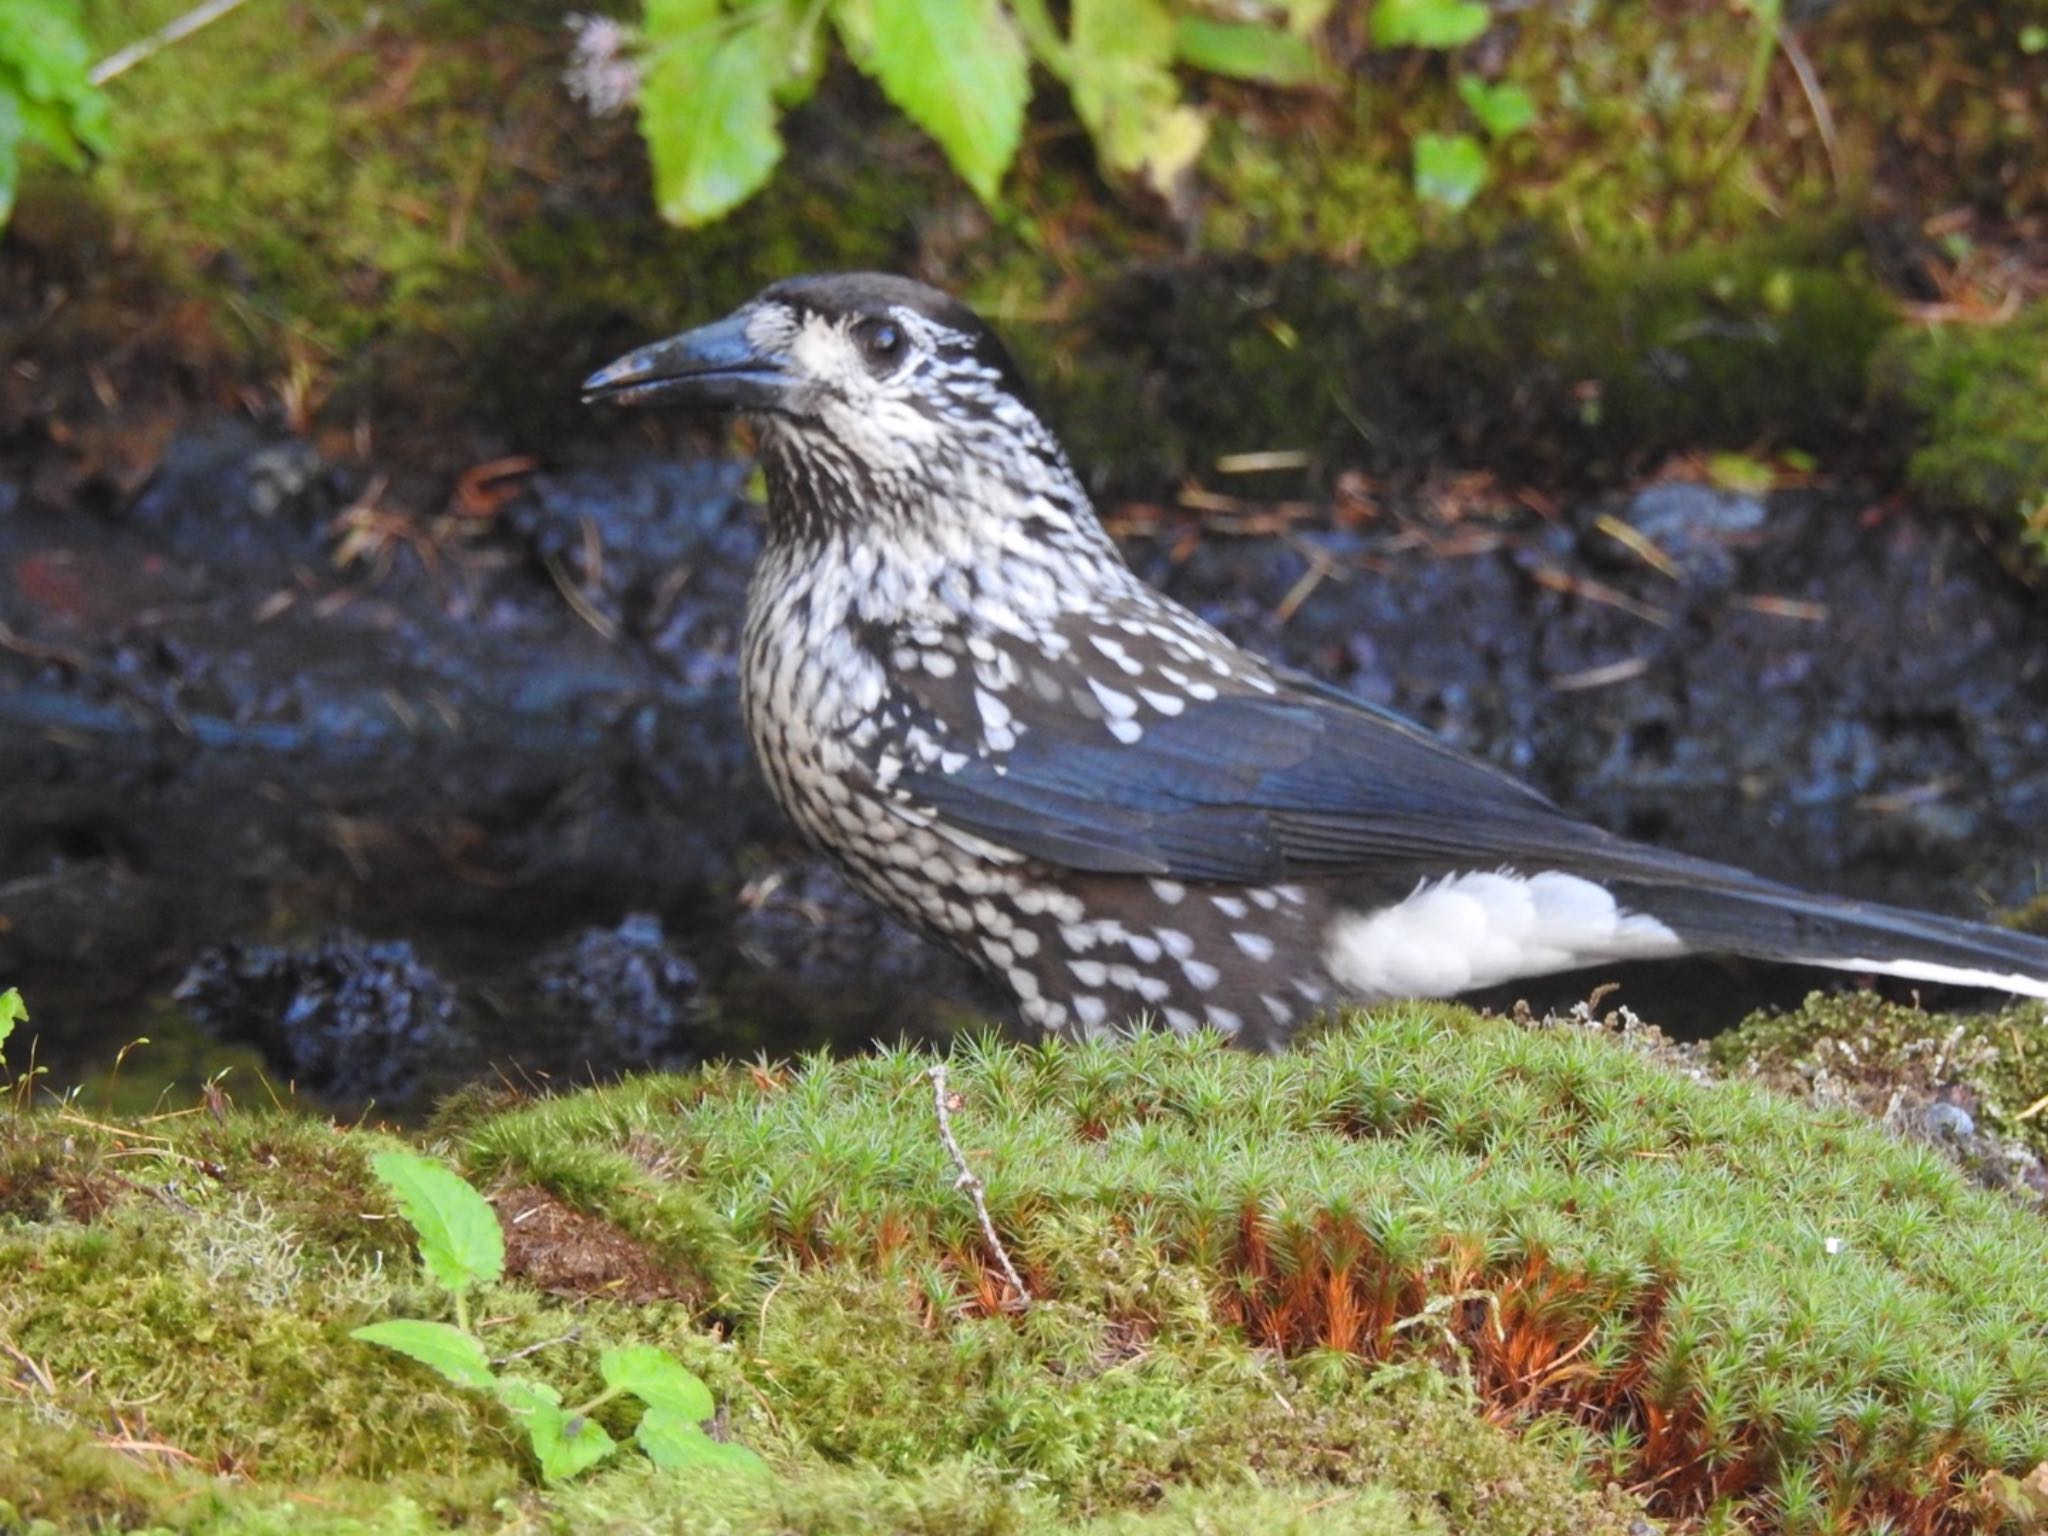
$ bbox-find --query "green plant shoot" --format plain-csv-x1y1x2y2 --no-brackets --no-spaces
0,0,111,227
352,1149,764,1483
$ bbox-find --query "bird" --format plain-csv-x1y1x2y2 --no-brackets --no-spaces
583,272,2048,1047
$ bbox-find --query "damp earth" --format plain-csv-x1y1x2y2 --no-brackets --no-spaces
4,408,2045,1109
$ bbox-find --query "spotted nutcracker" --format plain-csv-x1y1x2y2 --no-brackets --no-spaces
583,273,2048,1047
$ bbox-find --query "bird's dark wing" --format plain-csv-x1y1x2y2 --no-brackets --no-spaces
915,688,1623,881
863,599,2048,996
869,605,1675,887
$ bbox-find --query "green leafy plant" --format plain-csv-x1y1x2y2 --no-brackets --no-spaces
1411,130,1487,211
0,0,109,227
623,0,1329,225
1455,75,1532,140
1370,0,1489,50
352,1150,765,1482
1,985,48,1113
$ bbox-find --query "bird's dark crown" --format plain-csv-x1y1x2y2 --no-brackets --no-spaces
759,271,1037,407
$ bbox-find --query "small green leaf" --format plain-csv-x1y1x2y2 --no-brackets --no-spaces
495,1378,619,1483
0,987,25,1052
1456,75,1534,138
1761,267,1797,316
1372,0,1491,50
1,0,108,232
369,1150,504,1293
601,1345,715,1420
640,0,786,227
859,0,1029,204
351,1320,497,1390
1705,451,1776,496
1067,0,1207,196
1412,131,1488,211
0,0,108,156
1174,18,1321,86
635,1407,768,1473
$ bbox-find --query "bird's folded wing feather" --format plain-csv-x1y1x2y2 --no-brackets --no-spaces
866,610,2048,989
868,610,1743,891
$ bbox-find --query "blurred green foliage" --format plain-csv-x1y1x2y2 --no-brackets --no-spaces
632,0,1337,223
0,0,108,226
1874,302,2048,568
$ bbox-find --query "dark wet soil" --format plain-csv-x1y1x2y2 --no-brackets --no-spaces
5,404,2044,1107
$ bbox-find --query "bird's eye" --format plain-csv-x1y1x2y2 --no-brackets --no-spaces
857,318,907,369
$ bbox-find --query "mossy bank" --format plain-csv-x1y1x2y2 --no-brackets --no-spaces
0,0,2034,551
6,1005,2048,1533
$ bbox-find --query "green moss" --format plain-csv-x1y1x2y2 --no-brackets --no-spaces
37,0,2014,494
10,1012,2048,1530
0,1088,1621,1536
1014,230,1891,491
468,1011,2048,1524
745,1265,1629,1532
1197,0,1835,269
1872,301,2048,567
62,0,967,448
0,1166,512,1486
2004,893,2048,941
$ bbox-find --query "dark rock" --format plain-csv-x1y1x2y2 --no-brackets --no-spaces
530,912,703,1069
1601,482,1767,588
125,421,334,565
500,460,755,666
733,859,963,992
174,931,458,1100
1921,1099,1975,1141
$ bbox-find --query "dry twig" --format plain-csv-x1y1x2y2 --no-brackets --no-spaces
92,0,258,85
928,1064,1031,1310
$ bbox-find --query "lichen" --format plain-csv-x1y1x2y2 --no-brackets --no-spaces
1712,989,2048,1166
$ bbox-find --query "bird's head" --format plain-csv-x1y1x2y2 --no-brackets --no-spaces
583,273,1076,525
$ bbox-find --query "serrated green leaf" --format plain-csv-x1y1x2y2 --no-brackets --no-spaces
496,1378,619,1483
1005,0,1067,69
351,1319,497,1390
1412,131,1488,210
0,0,109,229
772,12,828,109
369,1150,504,1293
640,1,786,227
1372,0,1490,50
1175,18,1321,86
861,0,1028,204
601,1345,714,1420
0,0,90,102
635,1407,769,1473
14,89,92,167
0,0,108,153
1068,0,1206,196
0,986,25,1045
1456,75,1534,138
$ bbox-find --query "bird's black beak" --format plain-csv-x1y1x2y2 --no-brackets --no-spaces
580,310,792,412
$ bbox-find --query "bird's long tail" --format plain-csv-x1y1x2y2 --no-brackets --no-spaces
1611,868,2048,1000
